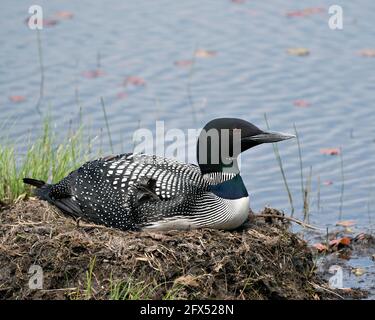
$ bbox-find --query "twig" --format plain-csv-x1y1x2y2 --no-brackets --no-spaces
317,175,321,212
78,222,111,230
294,124,304,205
307,281,344,299
339,147,345,220
35,29,44,115
41,287,77,292
252,213,322,230
187,44,198,124
304,166,313,223
97,51,101,69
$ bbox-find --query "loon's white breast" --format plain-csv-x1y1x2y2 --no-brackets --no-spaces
142,195,250,231
215,196,250,230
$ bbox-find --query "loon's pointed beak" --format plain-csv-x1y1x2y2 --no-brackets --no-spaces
245,131,296,143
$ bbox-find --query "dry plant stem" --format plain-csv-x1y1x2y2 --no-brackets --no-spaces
100,97,114,154
339,148,345,220
187,44,198,124
35,29,44,116
252,214,321,230
264,114,295,216
317,175,321,212
294,124,305,209
308,281,344,300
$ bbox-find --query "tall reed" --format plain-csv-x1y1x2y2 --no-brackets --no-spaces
264,114,294,216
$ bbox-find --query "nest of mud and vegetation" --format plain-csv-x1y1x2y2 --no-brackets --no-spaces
0,198,350,300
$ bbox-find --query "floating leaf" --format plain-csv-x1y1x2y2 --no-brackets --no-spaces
339,237,351,246
174,60,194,67
43,19,59,27
320,148,341,156
195,49,217,58
313,243,328,252
116,92,128,100
323,180,333,186
54,11,74,20
293,99,310,108
82,69,105,79
329,237,351,247
231,0,246,4
9,95,26,103
344,227,354,234
352,268,365,277
25,17,59,27
359,49,375,57
24,17,59,28
336,220,356,227
124,76,146,86
287,48,310,56
286,8,324,18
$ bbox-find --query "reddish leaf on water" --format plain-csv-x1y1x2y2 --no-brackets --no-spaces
25,17,59,27
286,7,324,18
195,49,217,58
341,237,352,246
329,237,351,247
54,11,74,20
359,49,375,57
231,0,246,4
174,60,194,67
320,148,341,156
43,19,59,27
124,76,146,86
336,220,356,227
82,69,105,79
313,243,328,252
9,95,26,103
293,99,310,108
116,92,128,100
323,180,333,186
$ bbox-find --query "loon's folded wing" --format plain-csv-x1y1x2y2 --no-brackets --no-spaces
132,177,160,206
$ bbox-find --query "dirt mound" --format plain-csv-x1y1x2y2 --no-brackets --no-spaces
0,199,341,300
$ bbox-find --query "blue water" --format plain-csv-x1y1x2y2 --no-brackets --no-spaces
1,0,374,297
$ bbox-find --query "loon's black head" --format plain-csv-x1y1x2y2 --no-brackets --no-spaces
197,118,295,174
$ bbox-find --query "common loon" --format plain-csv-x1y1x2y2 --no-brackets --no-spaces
23,118,294,231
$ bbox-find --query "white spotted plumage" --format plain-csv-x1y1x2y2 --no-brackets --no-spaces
43,152,247,231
